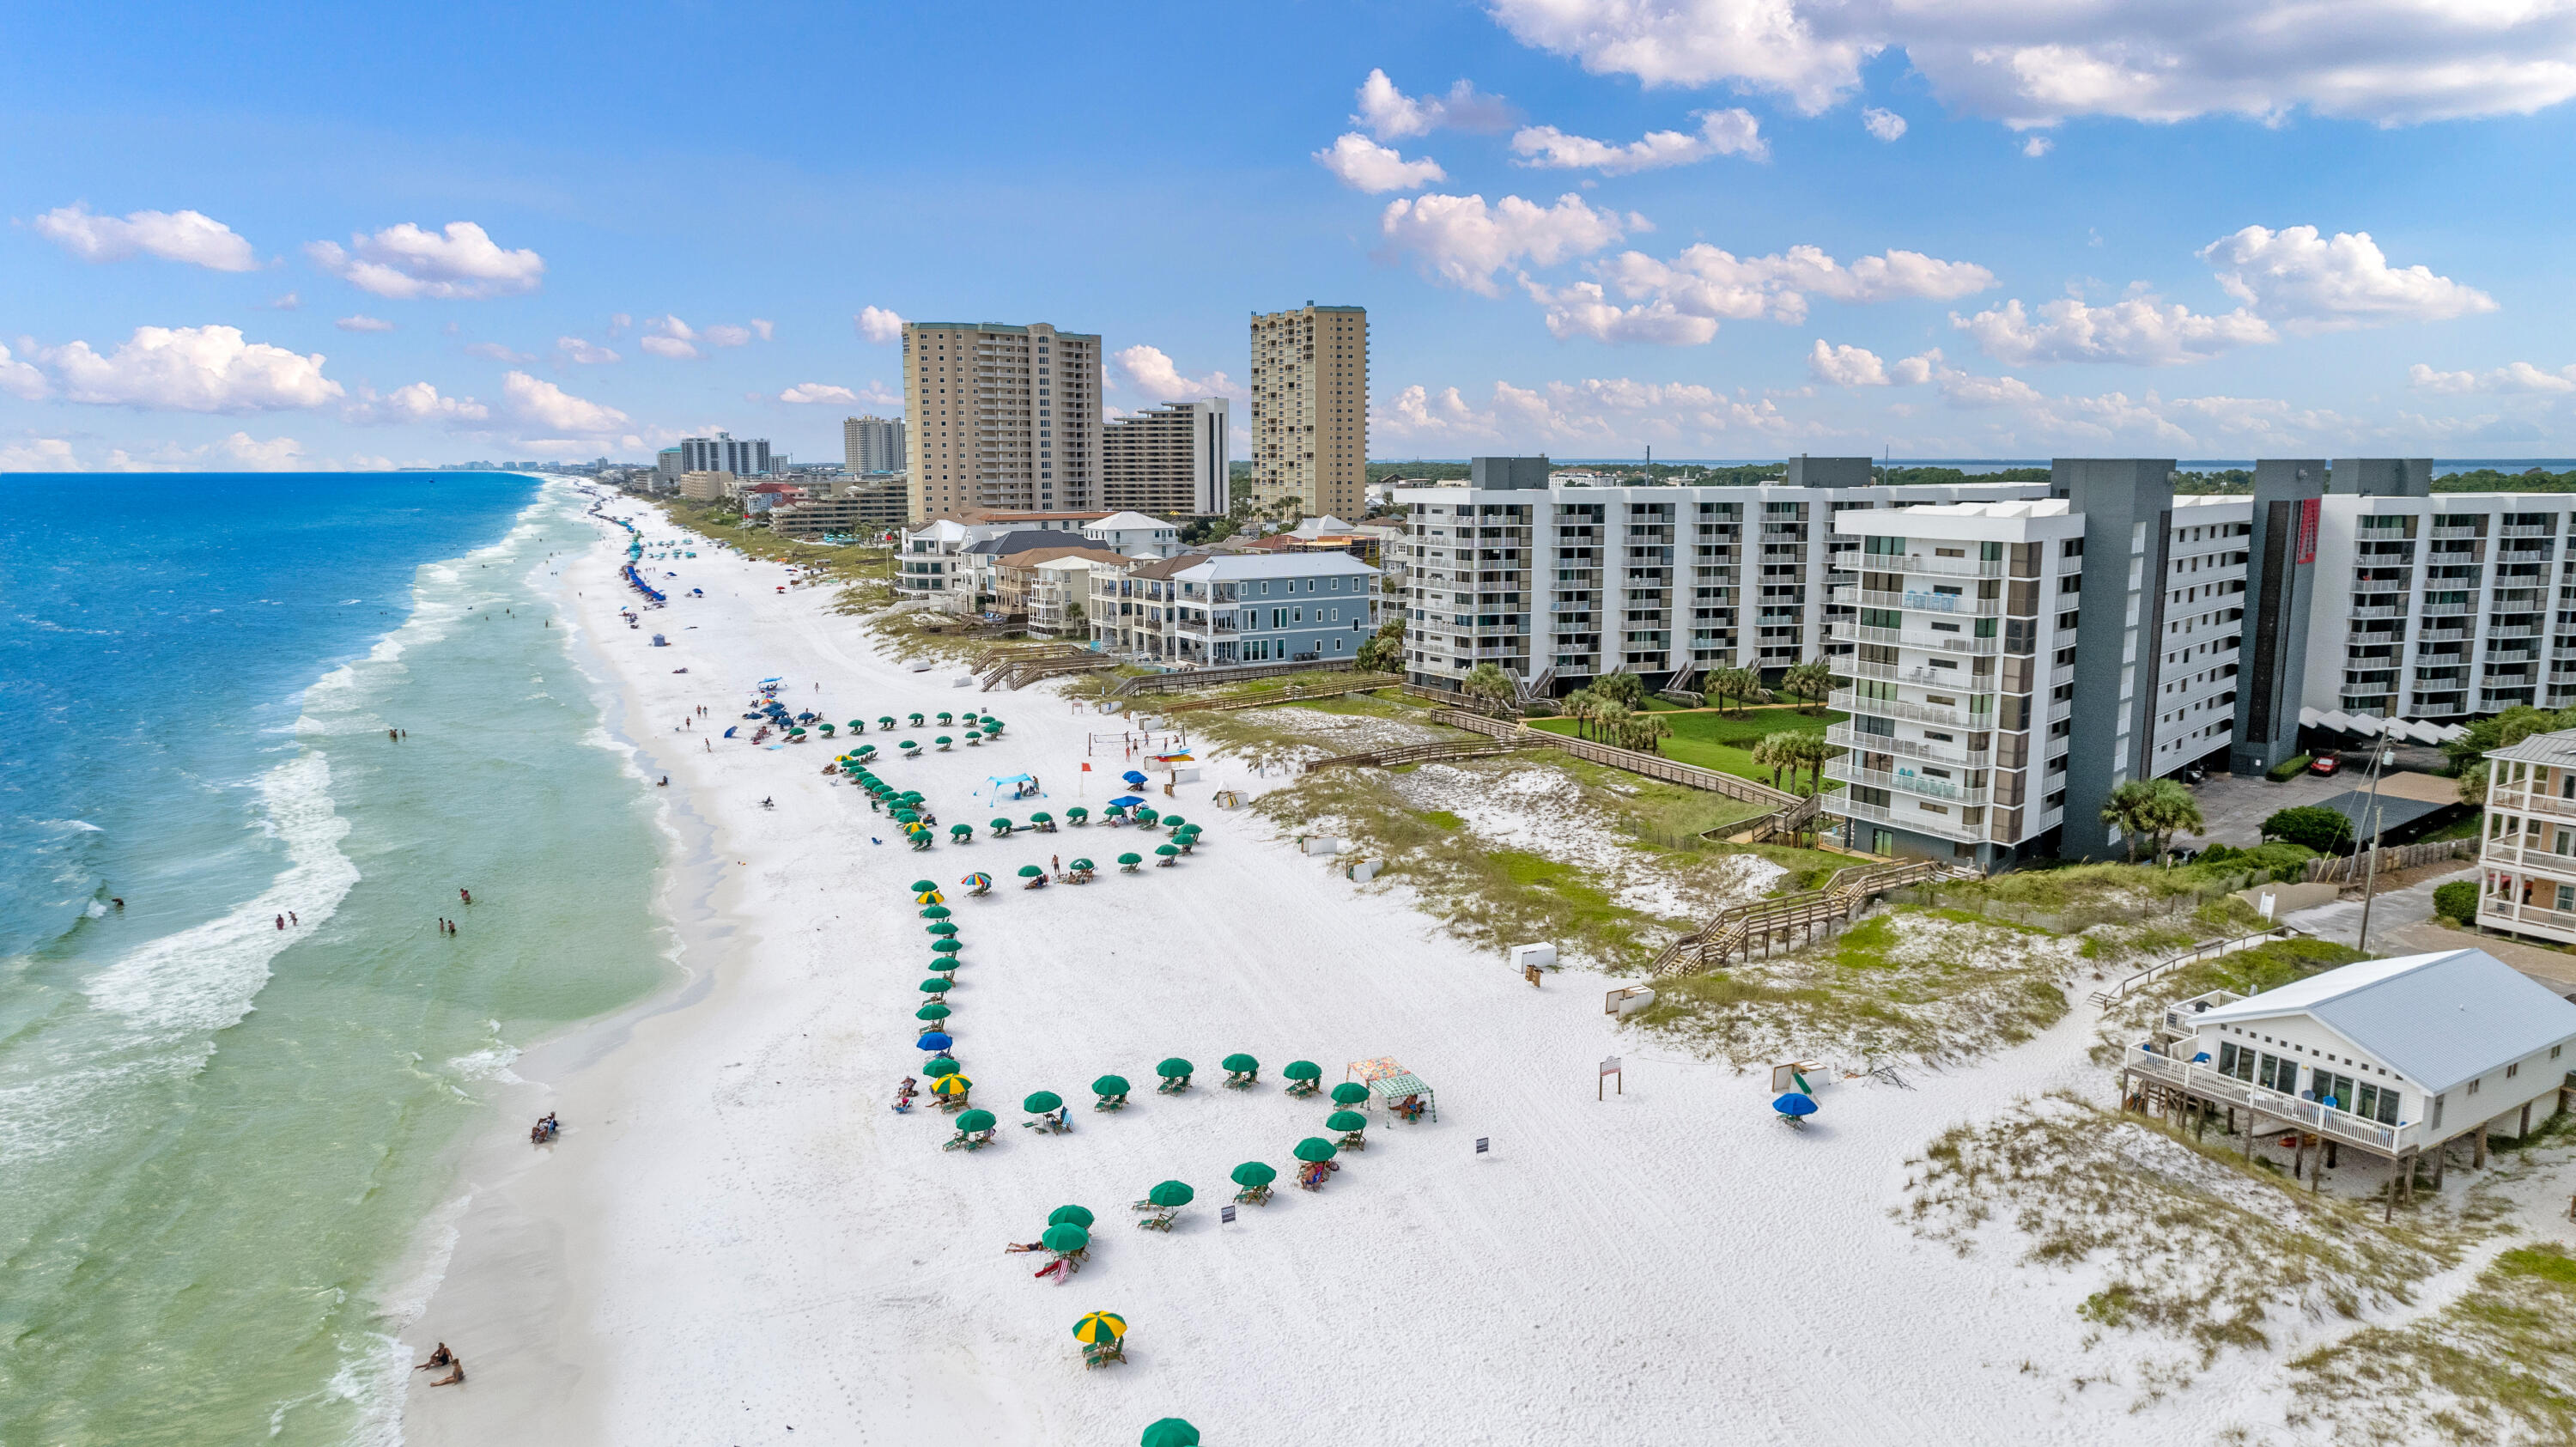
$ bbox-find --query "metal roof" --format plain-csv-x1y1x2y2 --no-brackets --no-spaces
2193,948,2576,1095
2488,727,2576,769
1174,552,1380,581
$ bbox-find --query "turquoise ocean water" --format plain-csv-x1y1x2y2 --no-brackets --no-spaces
0,474,669,1444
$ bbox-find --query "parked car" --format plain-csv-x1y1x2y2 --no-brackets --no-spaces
2310,754,2341,776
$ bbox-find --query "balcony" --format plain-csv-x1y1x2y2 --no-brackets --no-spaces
1881,552,2009,579
2501,524,2557,538
1829,793,1985,842
2421,602,2474,617
1833,587,2005,616
1825,722,1980,765
2350,605,2406,620
2051,662,2075,687
2122,1048,2416,1154
2488,623,2541,639
1840,657,1999,693
1831,689,1975,729
1828,622,2002,654
2431,525,2484,540
1829,758,1990,806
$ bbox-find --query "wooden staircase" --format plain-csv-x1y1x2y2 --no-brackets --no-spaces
1304,738,1521,772
1649,857,1982,978
1163,673,1403,715
981,648,1115,691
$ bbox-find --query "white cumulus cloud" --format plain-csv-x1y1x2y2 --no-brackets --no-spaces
2201,225,2496,333
1112,345,1247,402
306,221,544,301
2407,361,2576,395
28,325,343,411
1485,0,2576,126
1375,375,1789,447
463,341,537,364
1380,192,1636,295
335,315,395,332
0,344,48,401
854,306,906,344
33,204,260,271
2021,136,2053,158
0,437,81,471
780,382,860,404
1953,295,2277,366
556,337,619,364
1862,107,1907,141
1807,340,1944,386
1352,68,1514,139
1545,240,1994,341
501,371,629,435
1510,107,1767,172
637,315,756,360
1315,133,1448,192
343,381,489,426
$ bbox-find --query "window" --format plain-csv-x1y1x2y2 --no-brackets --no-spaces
2315,1070,2355,1110
2257,1052,2291,1091
2468,1077,2482,1096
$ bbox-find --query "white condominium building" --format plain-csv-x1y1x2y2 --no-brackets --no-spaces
904,321,1102,523
1248,302,1366,520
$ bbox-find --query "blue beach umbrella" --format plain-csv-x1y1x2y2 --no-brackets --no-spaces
1109,794,1145,807
1773,1092,1819,1118
917,1031,955,1053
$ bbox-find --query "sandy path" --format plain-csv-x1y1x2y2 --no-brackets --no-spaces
397,497,2445,1447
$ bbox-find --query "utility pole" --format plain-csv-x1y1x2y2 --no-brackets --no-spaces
2355,742,2397,952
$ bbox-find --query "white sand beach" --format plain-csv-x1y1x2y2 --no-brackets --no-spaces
390,494,2534,1446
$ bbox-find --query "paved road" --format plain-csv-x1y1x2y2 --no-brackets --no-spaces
2282,862,2576,997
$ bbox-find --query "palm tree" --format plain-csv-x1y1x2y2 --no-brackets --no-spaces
1461,662,1516,715
2141,777,2204,864
2099,779,2164,864
1593,702,1635,747
1594,671,1645,709
1789,732,1838,796
1753,731,1797,790
1779,659,1835,714
1631,712,1673,755
1562,687,1601,740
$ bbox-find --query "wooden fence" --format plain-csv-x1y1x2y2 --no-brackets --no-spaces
1431,711,1797,809
1162,673,1404,715
1109,659,1363,698
2087,927,2302,1007
2303,838,2476,884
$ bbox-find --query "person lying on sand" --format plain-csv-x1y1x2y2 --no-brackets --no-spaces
416,1343,453,1371
1003,1241,1044,1253
428,1360,465,1387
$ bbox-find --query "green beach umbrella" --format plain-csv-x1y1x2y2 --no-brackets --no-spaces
1048,1204,1094,1228
1327,1110,1369,1132
899,792,925,806
924,1056,961,1078
1118,852,1142,866
1283,1061,1321,1083
1293,1137,1339,1164
878,715,896,727
927,921,957,936
1024,1091,1064,1114
1134,807,1159,825
991,818,1013,831
1222,1053,1258,1074
920,904,951,920
933,938,963,954
910,879,938,894
1070,857,1094,871
965,731,982,742
1230,1161,1277,1188
937,713,953,725
1066,806,1088,819
1104,803,1129,817
1330,1082,1370,1107
848,720,866,733
1041,1222,1089,1254
916,1001,951,1023
1018,865,1044,879
1146,1179,1194,1207
1157,1057,1192,1079
936,736,953,747
1091,1074,1129,1097
949,822,972,839
893,811,921,824
1160,816,1186,830
908,712,925,725
1155,843,1179,858
1140,1421,1200,1447
955,1109,996,1133
1030,811,1054,824
920,977,951,994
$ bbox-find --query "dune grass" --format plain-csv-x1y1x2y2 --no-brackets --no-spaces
1527,705,1846,785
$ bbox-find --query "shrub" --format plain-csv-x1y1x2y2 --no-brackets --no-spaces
2268,753,2313,781
2263,805,2355,854
2245,841,2319,883
2433,879,2480,925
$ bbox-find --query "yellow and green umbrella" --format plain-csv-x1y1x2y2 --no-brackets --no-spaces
930,1073,972,1097
1072,1311,1126,1344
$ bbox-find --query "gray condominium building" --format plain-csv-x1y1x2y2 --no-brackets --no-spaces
1401,455,2576,871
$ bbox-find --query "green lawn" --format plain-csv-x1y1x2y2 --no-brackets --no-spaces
1530,705,1844,786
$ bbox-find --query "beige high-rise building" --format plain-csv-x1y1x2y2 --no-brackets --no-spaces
903,321,1100,524
1249,302,1366,519
843,414,905,473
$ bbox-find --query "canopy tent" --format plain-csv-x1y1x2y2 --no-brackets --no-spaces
1365,1072,1437,1120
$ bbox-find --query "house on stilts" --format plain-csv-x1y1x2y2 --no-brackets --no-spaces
2122,947,2576,1217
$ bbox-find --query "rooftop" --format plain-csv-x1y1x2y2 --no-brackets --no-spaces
2192,948,2576,1094
1176,552,1380,581
2488,727,2576,769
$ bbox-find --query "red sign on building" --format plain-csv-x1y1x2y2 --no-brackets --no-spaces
2294,497,2318,564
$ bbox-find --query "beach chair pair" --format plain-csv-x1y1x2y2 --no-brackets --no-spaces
1022,1116,1072,1134
1134,1208,1177,1231
941,1129,993,1152
1233,1183,1272,1207
1082,1341,1125,1369
1285,1079,1320,1098
1156,1074,1190,1094
1093,1092,1128,1112
1223,1071,1257,1091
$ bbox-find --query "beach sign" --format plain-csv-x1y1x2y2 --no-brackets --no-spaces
1599,1056,1622,1100
1476,1137,1490,1155
1220,1204,1236,1225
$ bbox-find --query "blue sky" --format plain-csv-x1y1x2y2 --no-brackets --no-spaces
8,0,2576,471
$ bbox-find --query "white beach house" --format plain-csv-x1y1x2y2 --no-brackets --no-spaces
2132,948,2576,1183
2476,727,2576,942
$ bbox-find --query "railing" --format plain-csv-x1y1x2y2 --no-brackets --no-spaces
1825,723,1981,766
2479,900,2576,934
1649,856,1980,977
1432,711,1798,808
1831,690,1977,729
2488,624,2541,639
1838,659,2000,692
1833,587,2005,617
1827,760,1987,806
1163,672,1406,715
2304,837,2476,883
2089,927,2299,1005
1827,794,1984,843
1306,738,1518,772
1109,659,1365,698
1887,554,2008,579
2123,1048,2412,1154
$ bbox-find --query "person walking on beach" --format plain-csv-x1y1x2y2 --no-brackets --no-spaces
275,915,285,931
289,911,298,927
